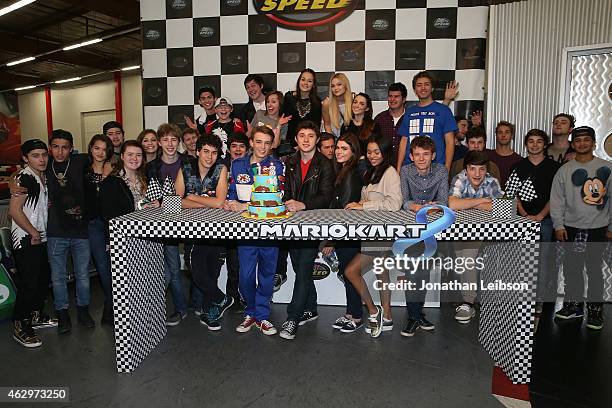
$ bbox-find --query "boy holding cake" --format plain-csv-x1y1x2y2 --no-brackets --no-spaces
224,126,285,335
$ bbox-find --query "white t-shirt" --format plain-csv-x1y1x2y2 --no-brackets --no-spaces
11,166,48,250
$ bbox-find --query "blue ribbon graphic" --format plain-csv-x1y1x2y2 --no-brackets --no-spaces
392,205,456,258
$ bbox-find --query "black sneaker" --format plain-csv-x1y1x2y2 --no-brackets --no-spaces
298,311,318,326
77,305,95,328
56,309,71,334
200,311,222,331
166,310,187,327
418,317,435,331
332,316,351,330
13,320,42,348
31,311,58,329
101,303,114,326
401,319,420,337
214,295,235,319
340,320,363,333
586,303,603,330
555,301,584,320
273,274,287,292
279,319,298,340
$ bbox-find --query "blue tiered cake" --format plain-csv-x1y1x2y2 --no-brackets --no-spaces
247,167,287,219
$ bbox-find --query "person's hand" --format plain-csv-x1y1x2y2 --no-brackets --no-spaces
606,230,612,241
321,246,334,256
9,176,27,196
184,115,197,130
555,229,567,241
143,200,160,209
345,202,363,210
470,110,483,127
526,214,543,222
409,203,424,212
444,81,460,102
224,200,246,212
30,231,41,245
564,152,576,162
285,199,305,212
278,114,291,126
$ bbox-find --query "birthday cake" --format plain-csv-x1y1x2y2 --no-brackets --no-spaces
247,169,287,219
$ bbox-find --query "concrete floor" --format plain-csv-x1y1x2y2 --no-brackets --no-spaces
0,281,609,408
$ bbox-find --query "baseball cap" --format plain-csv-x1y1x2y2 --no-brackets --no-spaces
21,139,48,156
571,126,596,141
103,121,124,135
214,96,233,108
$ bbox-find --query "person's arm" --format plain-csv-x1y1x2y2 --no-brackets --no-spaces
8,194,41,244
448,196,490,211
549,171,568,240
175,169,186,198
304,158,335,210
184,167,228,209
397,137,408,172
444,131,455,170
527,202,549,222
442,80,459,106
516,197,529,217
321,97,332,133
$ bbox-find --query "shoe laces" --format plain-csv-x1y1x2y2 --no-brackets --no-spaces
207,305,221,321
283,320,297,331
259,320,273,329
456,303,472,312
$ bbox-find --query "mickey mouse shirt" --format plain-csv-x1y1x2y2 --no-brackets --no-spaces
550,156,612,231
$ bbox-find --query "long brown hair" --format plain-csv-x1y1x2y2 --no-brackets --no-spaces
112,140,147,194
333,132,360,187
354,93,376,145
87,134,113,171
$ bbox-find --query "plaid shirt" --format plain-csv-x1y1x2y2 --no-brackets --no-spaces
374,109,404,166
449,170,504,199
400,162,449,210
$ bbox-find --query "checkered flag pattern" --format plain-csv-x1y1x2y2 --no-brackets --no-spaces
492,198,517,219
504,171,538,202
162,176,176,196
162,195,182,214
110,207,540,383
140,0,489,129
145,177,163,201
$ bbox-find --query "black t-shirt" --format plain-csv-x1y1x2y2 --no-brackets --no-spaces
511,157,560,216
196,112,217,136
46,154,89,238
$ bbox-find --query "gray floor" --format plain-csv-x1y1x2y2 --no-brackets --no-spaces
0,282,502,408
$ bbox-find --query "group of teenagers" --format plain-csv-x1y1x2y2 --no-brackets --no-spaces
8,69,610,349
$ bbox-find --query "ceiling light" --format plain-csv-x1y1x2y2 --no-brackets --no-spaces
55,77,81,84
14,85,36,91
0,0,36,18
121,65,140,71
63,38,102,51
6,56,35,66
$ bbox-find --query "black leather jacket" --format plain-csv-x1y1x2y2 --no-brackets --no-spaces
284,150,334,209
329,169,362,209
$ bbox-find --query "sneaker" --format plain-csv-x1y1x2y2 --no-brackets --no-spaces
279,320,298,340
455,303,476,324
257,320,277,336
418,317,435,331
236,315,257,333
332,316,351,330
340,320,363,333
401,318,420,337
214,295,235,319
31,311,58,329
555,301,584,320
273,274,287,292
365,317,393,333
77,305,95,328
56,309,71,334
13,320,42,348
586,303,603,330
368,306,384,338
166,310,187,327
200,311,222,331
298,311,318,326
194,307,203,317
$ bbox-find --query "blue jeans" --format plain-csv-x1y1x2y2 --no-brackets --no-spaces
88,218,112,306
164,244,187,313
47,237,91,310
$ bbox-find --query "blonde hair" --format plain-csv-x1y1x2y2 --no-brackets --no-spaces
328,73,353,131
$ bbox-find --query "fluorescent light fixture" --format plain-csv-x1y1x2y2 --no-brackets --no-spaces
63,38,102,51
14,85,36,91
55,77,81,84
6,56,35,66
0,0,36,18
121,65,140,71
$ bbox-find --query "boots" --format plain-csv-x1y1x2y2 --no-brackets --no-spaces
77,305,95,328
13,319,42,348
56,309,72,334
586,303,603,330
101,302,114,326
554,301,584,320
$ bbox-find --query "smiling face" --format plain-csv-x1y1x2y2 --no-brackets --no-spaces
121,145,143,172
526,135,545,156
250,131,274,161
24,149,49,173
106,127,124,148
229,141,247,160
50,138,72,162
266,94,280,116
319,138,335,160
299,71,314,94
413,77,433,101
197,144,218,170
571,135,595,155
466,164,487,188
198,91,215,111
387,90,405,110
351,95,369,117
159,134,179,157
141,133,158,155
366,142,383,167
330,77,346,97
409,146,435,172
245,80,263,101
183,132,198,154
91,140,108,163
215,103,232,121
335,140,353,164
296,128,319,154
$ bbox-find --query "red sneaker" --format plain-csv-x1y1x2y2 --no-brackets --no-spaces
256,319,277,336
236,315,257,333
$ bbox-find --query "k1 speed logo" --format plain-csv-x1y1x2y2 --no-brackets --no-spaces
253,0,358,29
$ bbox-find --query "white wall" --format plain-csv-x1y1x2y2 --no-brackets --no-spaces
17,73,143,152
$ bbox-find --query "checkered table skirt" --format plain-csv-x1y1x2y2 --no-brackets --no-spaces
110,208,539,383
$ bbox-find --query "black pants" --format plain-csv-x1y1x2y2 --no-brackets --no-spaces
287,245,319,321
225,243,240,302
335,244,362,319
563,226,606,302
189,243,225,308
276,243,290,277
13,243,51,321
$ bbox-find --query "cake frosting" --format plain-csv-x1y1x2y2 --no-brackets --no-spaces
246,166,287,219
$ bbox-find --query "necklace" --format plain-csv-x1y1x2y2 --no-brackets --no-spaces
52,158,70,187
296,98,311,118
